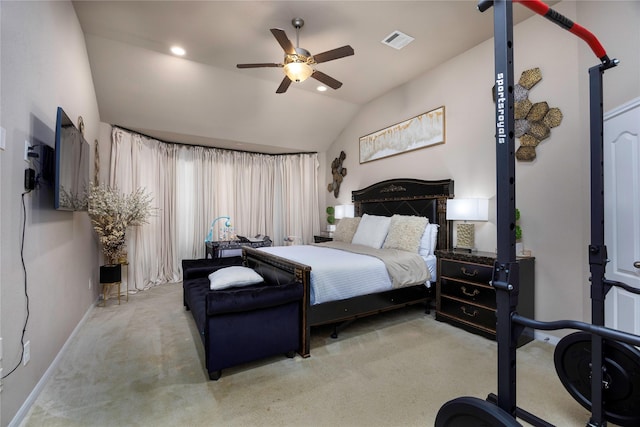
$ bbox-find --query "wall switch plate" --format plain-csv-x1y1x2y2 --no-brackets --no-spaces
24,140,30,162
23,341,30,366
0,127,6,150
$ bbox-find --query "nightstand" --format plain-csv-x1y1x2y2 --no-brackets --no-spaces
434,250,535,346
205,238,272,259
314,233,333,243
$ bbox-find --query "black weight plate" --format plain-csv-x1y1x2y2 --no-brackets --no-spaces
554,331,640,426
435,396,522,427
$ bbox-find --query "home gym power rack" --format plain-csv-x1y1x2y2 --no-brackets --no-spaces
435,1,640,426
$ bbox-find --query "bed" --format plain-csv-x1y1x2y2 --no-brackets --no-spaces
243,178,454,357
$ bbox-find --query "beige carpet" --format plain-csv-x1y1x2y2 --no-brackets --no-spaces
20,282,599,426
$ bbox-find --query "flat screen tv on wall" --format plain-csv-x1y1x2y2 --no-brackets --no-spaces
54,107,90,211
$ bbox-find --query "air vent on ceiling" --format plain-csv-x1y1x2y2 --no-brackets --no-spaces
381,30,415,50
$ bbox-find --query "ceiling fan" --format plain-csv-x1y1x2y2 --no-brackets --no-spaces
237,18,354,94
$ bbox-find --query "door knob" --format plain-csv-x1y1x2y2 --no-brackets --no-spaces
635,261,640,269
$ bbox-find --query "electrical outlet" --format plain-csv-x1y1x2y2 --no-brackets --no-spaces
23,341,30,366
24,140,30,162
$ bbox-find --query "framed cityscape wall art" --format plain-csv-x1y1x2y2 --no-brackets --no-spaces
359,106,445,163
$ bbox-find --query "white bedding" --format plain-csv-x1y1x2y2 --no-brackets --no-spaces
258,245,435,305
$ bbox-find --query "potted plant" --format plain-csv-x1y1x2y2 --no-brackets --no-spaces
515,208,524,255
326,206,336,234
86,184,154,265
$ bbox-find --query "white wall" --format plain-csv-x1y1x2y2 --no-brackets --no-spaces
324,1,640,330
0,1,100,424
0,1,637,423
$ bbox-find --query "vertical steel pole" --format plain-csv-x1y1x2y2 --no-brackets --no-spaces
492,0,520,418
588,59,616,427
481,1,618,424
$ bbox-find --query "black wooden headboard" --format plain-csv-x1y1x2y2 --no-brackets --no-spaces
352,178,454,251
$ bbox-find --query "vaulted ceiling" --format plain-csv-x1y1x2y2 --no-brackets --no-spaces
73,1,545,154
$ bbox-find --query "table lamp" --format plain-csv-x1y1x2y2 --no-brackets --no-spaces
446,199,489,252
334,204,355,219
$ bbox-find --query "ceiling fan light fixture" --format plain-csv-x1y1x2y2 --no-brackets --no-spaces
283,61,313,82
236,18,353,93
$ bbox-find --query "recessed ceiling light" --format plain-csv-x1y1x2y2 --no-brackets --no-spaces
170,46,186,56
317,86,327,92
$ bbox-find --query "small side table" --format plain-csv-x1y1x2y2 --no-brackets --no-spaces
99,263,128,306
100,282,125,306
314,233,333,243
205,238,272,259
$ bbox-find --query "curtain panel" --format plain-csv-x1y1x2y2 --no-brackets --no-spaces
110,127,320,291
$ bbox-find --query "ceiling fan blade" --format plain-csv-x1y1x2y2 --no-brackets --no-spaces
276,76,292,94
311,70,342,90
312,45,354,64
270,28,296,55
236,63,281,69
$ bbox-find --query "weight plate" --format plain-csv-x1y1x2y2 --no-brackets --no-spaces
554,331,640,426
435,396,522,427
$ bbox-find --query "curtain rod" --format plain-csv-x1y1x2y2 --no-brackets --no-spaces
112,125,318,157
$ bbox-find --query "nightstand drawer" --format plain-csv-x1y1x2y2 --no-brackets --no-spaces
440,259,493,284
440,277,495,308
439,296,496,332
435,250,535,345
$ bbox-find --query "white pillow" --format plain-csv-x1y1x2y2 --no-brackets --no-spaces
419,223,440,256
383,215,428,253
351,214,392,249
208,266,264,290
430,224,439,255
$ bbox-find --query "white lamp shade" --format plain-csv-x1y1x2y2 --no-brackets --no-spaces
334,204,355,219
446,199,489,221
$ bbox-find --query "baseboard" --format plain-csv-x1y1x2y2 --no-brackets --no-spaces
9,302,97,427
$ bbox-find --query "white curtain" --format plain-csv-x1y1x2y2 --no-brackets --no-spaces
110,127,320,290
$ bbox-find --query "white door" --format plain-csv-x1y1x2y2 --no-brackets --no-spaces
603,97,640,335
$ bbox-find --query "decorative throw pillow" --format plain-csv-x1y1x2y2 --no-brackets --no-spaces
383,215,429,253
429,223,439,255
419,223,440,256
209,266,264,290
333,217,361,243
351,214,392,249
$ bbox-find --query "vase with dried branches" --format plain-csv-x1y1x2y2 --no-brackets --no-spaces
86,184,154,265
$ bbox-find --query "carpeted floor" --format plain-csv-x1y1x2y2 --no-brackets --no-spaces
20,282,598,426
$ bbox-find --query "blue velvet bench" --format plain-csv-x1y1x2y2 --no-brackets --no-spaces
182,258,302,380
